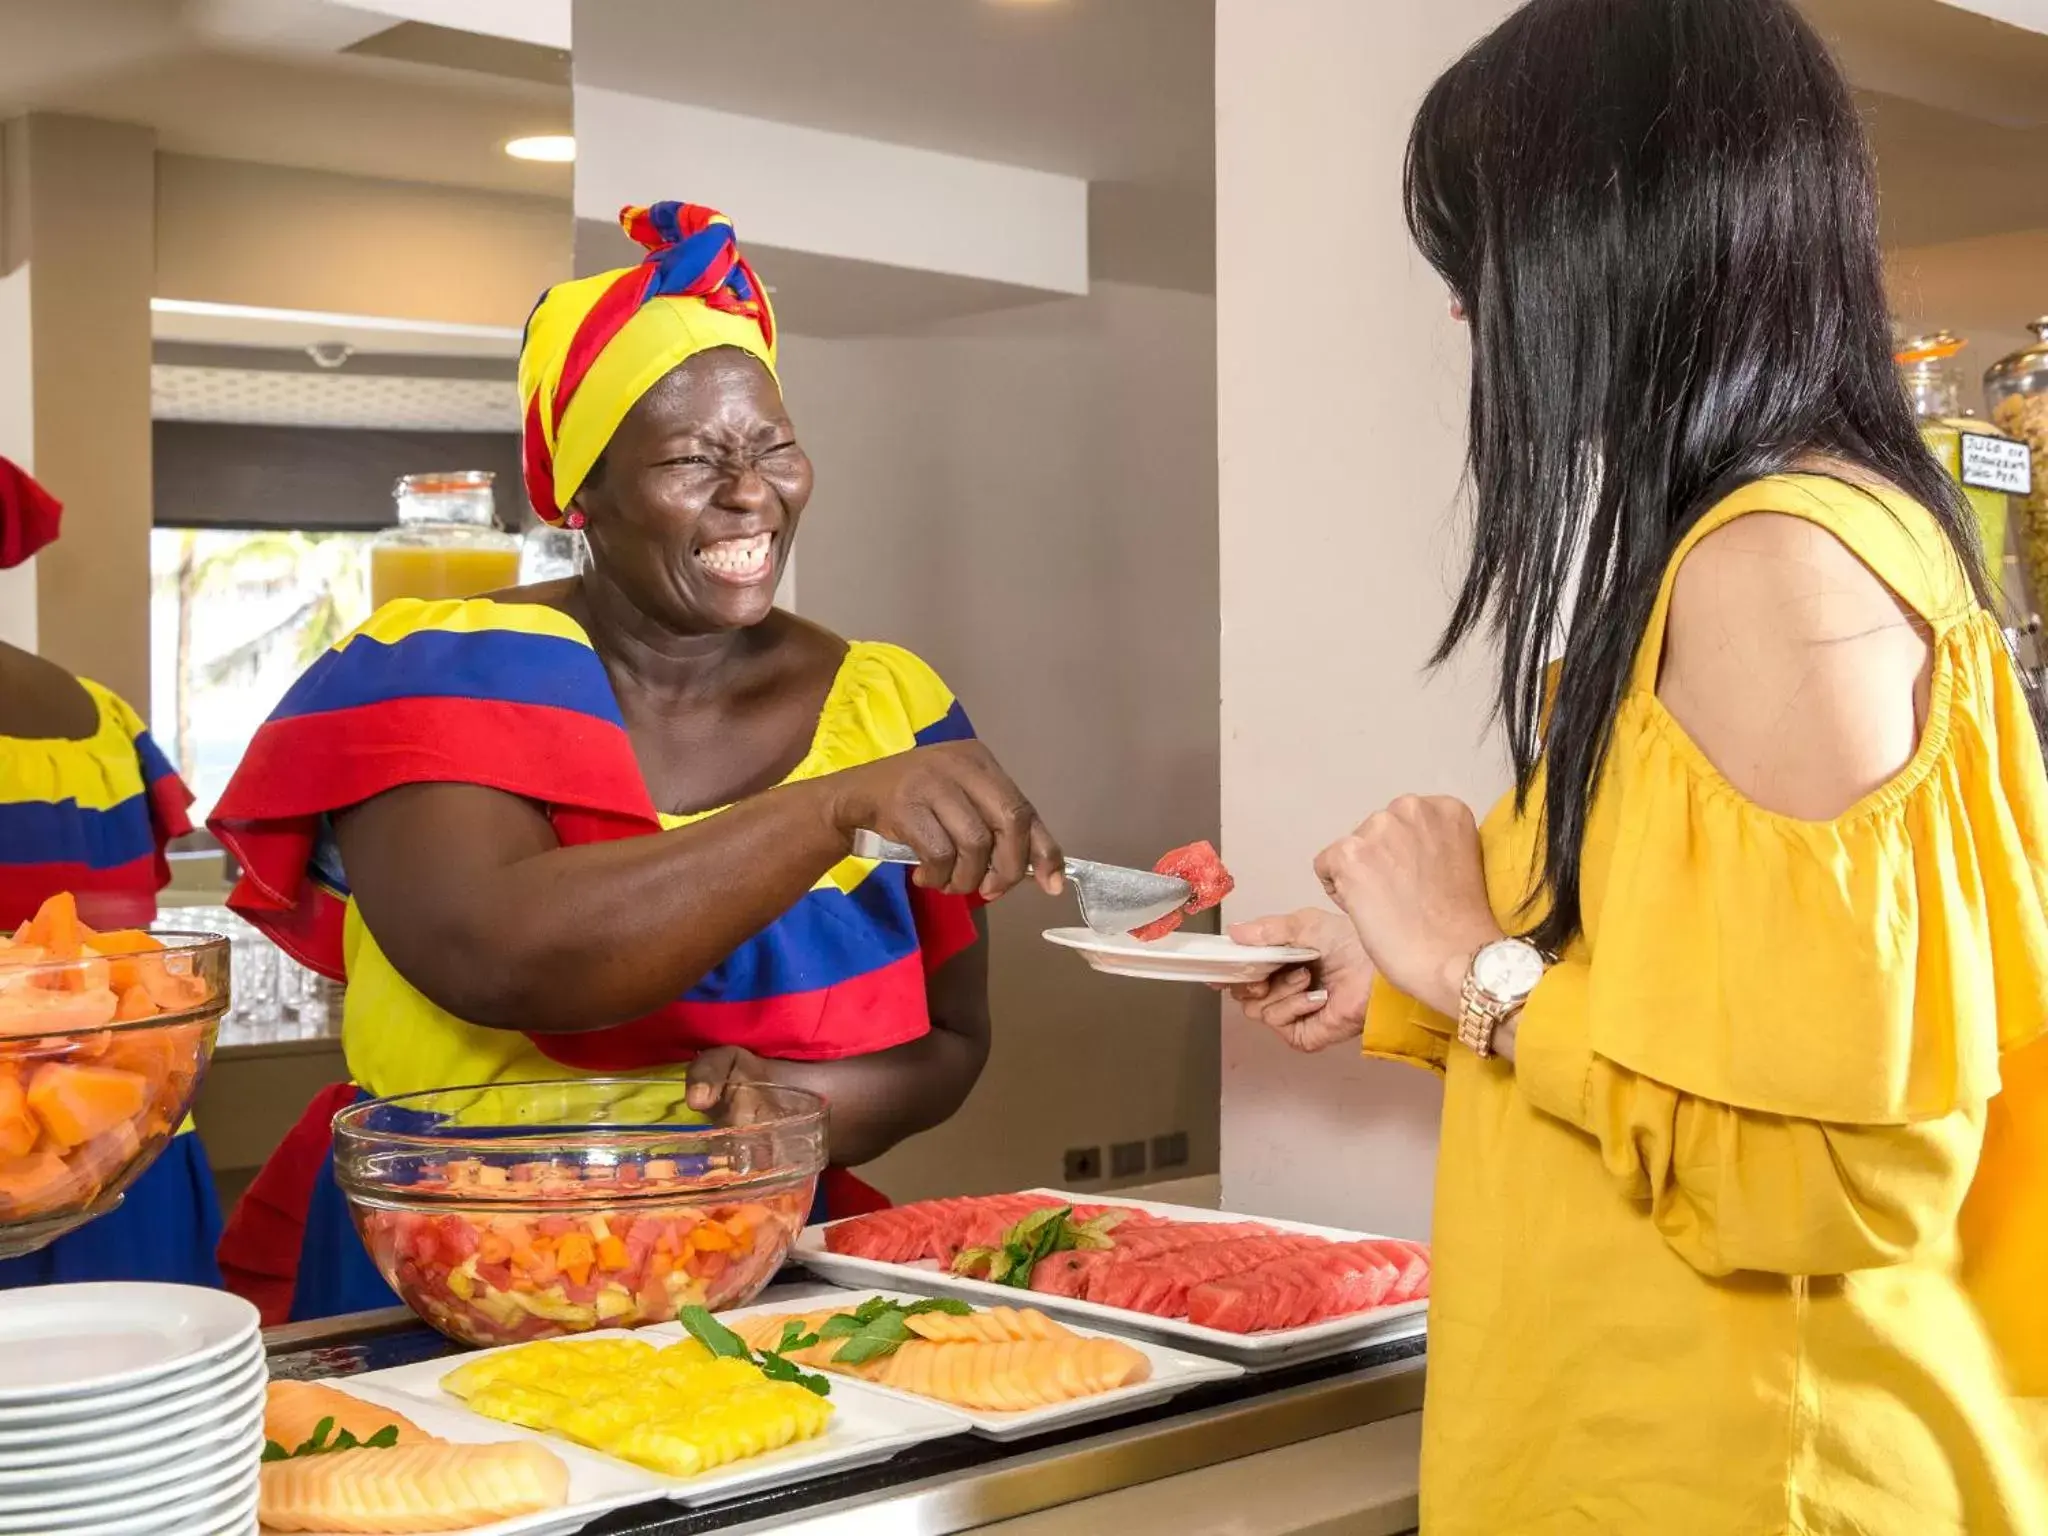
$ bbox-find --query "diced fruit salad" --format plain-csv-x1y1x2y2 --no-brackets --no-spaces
355,1159,810,1347
0,893,219,1224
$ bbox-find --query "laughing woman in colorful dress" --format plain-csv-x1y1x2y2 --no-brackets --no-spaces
0,457,221,1288
210,202,1065,1323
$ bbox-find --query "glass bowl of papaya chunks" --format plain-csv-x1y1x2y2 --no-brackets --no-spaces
0,893,230,1257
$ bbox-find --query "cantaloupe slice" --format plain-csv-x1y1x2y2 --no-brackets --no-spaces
90,931,166,993
0,1147,77,1215
0,985,120,1038
86,930,165,957
0,1072,36,1159
265,1382,433,1453
43,955,111,994
99,1024,185,1079
16,892,82,959
134,959,208,1013
66,1118,142,1200
112,985,157,1023
25,1063,148,1148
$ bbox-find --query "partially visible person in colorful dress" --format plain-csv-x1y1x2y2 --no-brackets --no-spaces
210,200,1065,1325
0,456,222,1288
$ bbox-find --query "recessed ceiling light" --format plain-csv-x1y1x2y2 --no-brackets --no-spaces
505,135,575,163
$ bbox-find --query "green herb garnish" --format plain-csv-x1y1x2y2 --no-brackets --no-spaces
260,1416,401,1462
678,1304,832,1397
806,1295,972,1365
952,1205,1129,1288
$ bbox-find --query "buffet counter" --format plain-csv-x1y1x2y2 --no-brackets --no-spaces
261,1294,1424,1535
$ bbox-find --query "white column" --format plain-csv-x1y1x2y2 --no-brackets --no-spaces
0,263,33,651
1215,0,1516,1235
0,114,155,698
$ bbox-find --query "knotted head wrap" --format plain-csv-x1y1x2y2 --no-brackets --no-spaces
518,201,779,524
0,457,62,570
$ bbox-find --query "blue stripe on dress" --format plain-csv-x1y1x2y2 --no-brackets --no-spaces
132,728,180,790
0,794,155,870
686,862,921,1003
914,701,975,747
270,628,625,726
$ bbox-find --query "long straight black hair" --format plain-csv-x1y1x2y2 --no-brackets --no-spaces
1405,0,1999,951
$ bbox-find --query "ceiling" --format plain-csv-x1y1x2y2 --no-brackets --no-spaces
573,0,1216,296
0,0,570,197
576,0,1213,188
152,363,518,430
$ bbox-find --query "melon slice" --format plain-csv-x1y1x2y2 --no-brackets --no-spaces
0,1146,77,1215
25,1062,148,1148
0,1071,35,1159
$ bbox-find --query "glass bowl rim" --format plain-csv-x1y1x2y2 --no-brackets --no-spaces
331,1075,829,1152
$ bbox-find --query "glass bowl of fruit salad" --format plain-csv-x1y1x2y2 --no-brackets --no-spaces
334,1077,827,1347
0,908,230,1259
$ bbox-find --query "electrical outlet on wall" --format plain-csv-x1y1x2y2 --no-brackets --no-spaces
1151,1131,1190,1170
1110,1141,1147,1178
1063,1146,1102,1182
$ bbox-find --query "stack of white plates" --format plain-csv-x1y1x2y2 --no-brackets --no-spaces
0,1284,264,1536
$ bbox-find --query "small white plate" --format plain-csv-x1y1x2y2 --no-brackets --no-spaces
683,1289,1245,1442
0,1340,265,1435
0,1376,259,1469
0,1428,259,1530
1042,927,1318,985
40,1479,256,1536
0,1284,258,1405
0,1394,262,1492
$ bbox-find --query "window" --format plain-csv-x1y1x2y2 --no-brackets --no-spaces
149,529,375,821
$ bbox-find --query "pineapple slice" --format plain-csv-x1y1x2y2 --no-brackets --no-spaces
444,1331,835,1482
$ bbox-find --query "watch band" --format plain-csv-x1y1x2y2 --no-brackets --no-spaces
1456,971,1519,1059
1456,940,1551,1059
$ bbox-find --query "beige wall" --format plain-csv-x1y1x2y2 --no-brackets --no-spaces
1215,0,1514,1236
781,281,1222,1201
1,114,156,704
155,154,569,327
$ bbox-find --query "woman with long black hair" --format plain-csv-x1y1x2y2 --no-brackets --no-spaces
1228,0,2048,1529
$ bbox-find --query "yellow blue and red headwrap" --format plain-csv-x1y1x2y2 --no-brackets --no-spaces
518,201,779,525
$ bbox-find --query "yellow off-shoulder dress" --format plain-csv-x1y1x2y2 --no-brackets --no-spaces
1367,476,2048,1534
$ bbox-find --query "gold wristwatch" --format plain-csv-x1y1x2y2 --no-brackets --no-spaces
1456,938,1548,1059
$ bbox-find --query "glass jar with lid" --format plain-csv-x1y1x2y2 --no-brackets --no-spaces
1985,323,2048,641
1894,333,2031,624
369,471,523,609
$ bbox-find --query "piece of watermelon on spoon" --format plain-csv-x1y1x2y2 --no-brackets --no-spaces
1129,841,1235,942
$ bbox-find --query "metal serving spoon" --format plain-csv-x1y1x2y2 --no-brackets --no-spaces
850,831,1191,938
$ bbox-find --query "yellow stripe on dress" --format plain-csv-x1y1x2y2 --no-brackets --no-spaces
339,598,596,652
0,682,147,812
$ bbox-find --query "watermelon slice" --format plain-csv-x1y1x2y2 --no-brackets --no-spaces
1185,1239,1411,1332
1129,841,1235,942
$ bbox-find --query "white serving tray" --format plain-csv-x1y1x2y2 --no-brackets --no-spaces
324,1324,970,1526
793,1188,1429,1370
680,1286,1245,1443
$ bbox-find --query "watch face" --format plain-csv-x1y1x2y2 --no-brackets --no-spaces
1474,939,1545,1000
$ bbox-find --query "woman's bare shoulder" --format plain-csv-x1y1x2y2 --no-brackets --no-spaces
1659,512,1931,820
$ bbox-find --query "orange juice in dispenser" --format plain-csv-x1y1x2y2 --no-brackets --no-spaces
369,471,523,608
